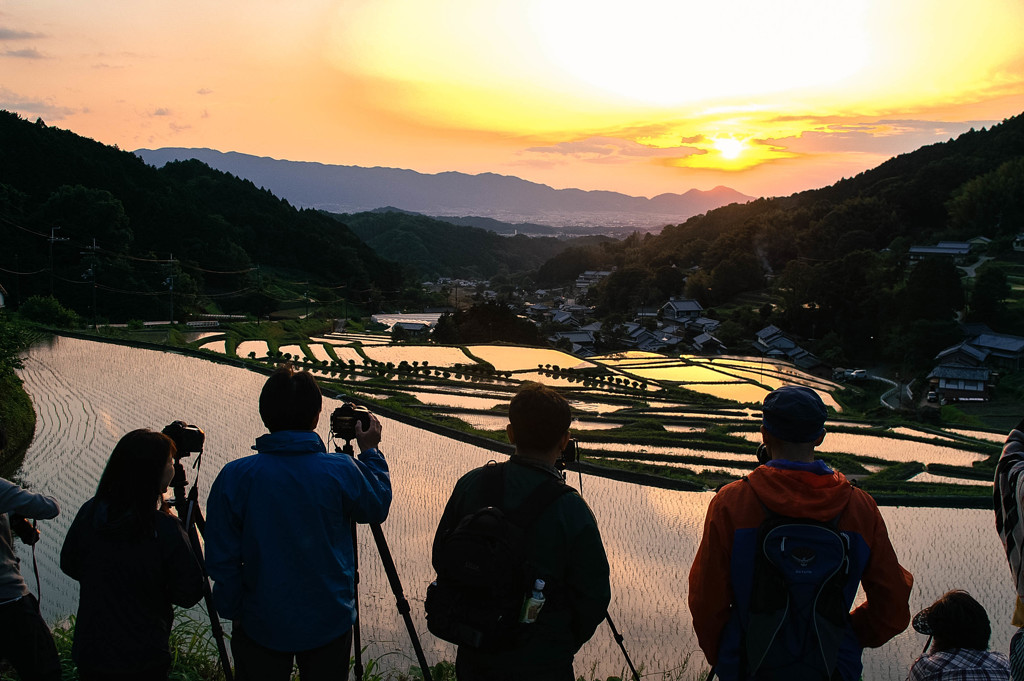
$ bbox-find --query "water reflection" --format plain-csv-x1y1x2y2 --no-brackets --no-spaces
12,337,1016,680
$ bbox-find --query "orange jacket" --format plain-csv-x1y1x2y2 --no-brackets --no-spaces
688,461,913,677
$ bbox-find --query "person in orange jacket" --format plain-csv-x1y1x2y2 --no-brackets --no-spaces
688,385,914,681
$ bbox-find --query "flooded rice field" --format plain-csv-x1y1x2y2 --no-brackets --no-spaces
13,337,1014,680
731,431,990,467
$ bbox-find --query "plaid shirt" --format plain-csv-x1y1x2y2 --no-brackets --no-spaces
908,649,1010,681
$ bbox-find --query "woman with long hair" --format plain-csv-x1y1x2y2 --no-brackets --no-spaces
61,429,204,681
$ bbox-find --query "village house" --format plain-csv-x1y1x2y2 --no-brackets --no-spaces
908,241,972,264
574,270,613,292
927,364,991,401
692,332,727,354
659,297,704,323
753,325,828,375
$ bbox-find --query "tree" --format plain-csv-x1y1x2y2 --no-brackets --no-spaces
969,266,1011,324
900,258,964,322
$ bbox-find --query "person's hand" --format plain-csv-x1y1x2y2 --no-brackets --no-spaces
159,496,177,518
355,413,383,452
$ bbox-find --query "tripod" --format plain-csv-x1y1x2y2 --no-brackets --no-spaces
170,455,235,681
335,438,434,681
559,447,640,681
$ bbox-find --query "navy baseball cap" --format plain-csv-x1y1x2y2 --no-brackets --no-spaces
762,386,827,443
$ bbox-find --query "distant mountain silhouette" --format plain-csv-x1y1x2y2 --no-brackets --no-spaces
134,148,752,229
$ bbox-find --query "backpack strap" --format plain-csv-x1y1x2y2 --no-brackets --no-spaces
483,461,574,529
508,475,574,529
479,461,505,508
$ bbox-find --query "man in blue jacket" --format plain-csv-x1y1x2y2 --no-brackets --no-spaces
205,365,392,681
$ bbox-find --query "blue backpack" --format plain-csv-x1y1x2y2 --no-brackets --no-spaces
743,492,852,680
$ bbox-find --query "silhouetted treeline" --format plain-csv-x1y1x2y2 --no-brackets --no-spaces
331,210,611,281
0,110,412,321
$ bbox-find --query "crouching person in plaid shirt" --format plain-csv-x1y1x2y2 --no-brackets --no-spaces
908,590,1010,681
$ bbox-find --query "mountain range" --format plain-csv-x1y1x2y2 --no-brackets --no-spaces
133,147,752,232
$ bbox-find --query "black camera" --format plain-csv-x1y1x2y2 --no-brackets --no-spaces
331,403,372,441
557,439,579,471
162,421,205,459
10,515,38,546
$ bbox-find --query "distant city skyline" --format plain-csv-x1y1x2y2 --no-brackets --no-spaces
3,0,1023,199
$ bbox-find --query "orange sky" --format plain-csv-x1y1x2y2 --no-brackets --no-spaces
3,0,1024,199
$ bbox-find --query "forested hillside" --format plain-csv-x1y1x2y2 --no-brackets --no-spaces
552,113,1024,366
0,111,410,321
333,210,613,280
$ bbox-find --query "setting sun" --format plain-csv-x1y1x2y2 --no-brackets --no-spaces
713,137,746,161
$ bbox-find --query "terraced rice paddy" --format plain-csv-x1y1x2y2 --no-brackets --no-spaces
466,345,597,372
361,345,474,367
235,340,269,358
13,337,1013,681
731,431,990,467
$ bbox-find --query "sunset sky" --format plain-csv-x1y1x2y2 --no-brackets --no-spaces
3,0,1024,199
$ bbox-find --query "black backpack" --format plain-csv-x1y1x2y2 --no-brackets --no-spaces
743,488,852,681
425,462,573,651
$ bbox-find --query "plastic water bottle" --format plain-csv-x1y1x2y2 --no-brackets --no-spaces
519,579,546,623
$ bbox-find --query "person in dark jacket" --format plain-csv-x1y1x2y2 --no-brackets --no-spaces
61,429,204,681
432,382,611,681
0,418,62,681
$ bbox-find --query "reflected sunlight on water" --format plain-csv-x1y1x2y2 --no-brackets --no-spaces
362,345,473,367
731,431,991,467
908,472,990,486
466,345,596,372
13,338,1014,681
199,340,227,354
235,340,269,359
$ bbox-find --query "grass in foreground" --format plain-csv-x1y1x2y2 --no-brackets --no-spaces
0,613,704,681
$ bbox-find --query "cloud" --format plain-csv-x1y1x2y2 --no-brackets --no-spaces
0,87,75,119
197,88,213,95
0,28,44,40
764,118,1000,156
152,108,172,116
2,47,45,59
169,122,191,133
526,135,704,164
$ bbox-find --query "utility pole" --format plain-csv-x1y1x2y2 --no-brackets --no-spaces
48,226,68,296
164,252,177,324
80,238,99,329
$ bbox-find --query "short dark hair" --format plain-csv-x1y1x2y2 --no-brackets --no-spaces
508,382,571,452
97,429,175,529
259,364,322,432
919,590,992,652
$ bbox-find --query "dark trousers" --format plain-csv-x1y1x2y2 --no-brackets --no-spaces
0,594,61,681
455,653,574,681
231,623,353,681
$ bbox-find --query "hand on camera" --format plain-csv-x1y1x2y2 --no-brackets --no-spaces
159,497,177,518
355,414,383,452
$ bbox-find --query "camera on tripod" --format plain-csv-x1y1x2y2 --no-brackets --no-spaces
162,421,205,459
557,438,579,471
331,403,372,441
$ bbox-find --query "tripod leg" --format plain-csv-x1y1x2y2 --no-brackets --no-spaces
351,520,364,681
187,502,235,681
604,612,640,681
367,523,433,681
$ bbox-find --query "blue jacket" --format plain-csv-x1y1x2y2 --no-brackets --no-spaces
205,430,391,651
